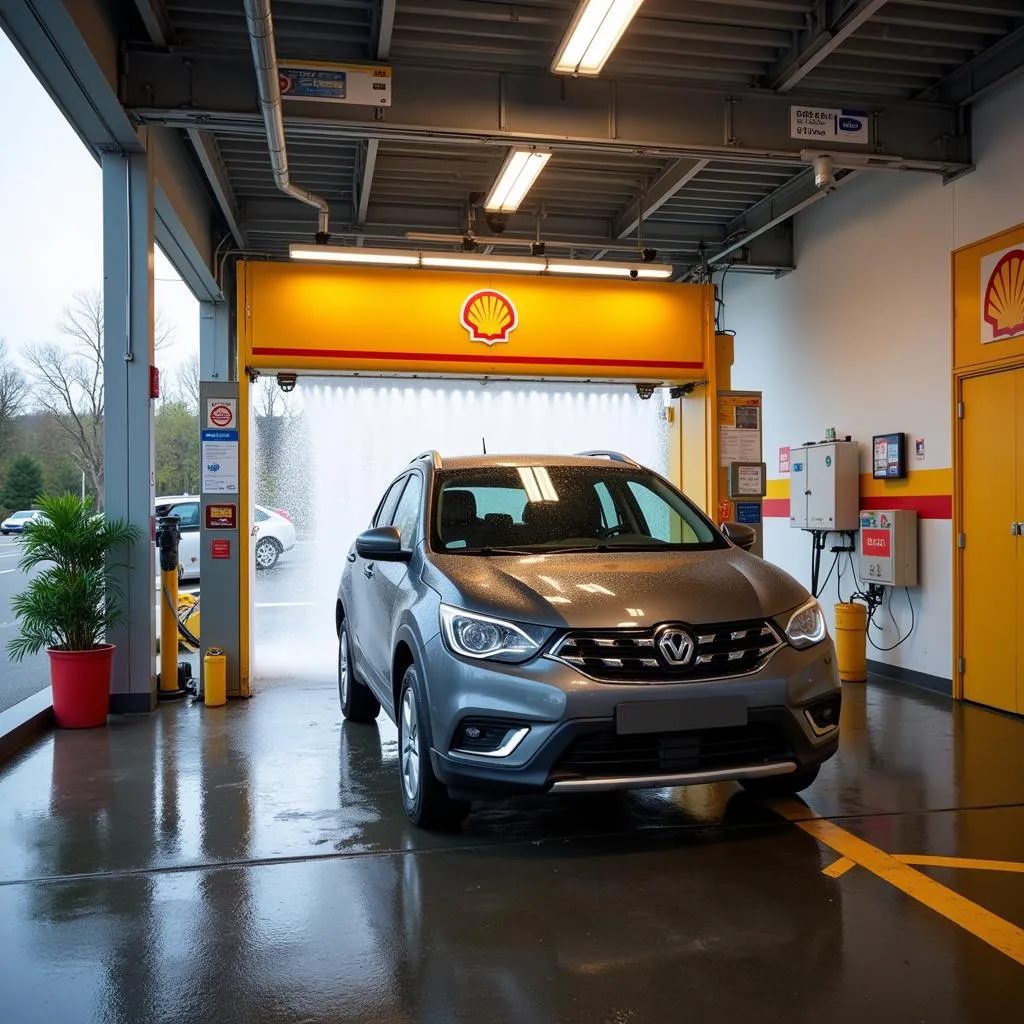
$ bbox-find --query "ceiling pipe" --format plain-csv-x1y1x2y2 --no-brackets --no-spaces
242,0,331,241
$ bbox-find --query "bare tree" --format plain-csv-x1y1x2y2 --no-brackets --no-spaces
253,375,298,420
172,353,201,414
0,338,29,460
24,290,175,507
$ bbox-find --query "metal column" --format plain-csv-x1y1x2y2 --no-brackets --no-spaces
102,145,157,712
198,288,243,698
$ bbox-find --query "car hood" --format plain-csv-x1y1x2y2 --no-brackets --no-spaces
424,547,809,629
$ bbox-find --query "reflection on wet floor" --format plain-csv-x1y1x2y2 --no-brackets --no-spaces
1,675,1023,1023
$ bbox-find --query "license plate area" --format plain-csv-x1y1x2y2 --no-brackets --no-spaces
615,696,748,735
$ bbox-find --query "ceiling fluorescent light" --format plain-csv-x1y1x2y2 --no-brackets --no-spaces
289,244,420,265
546,260,672,279
552,0,644,76
484,149,552,213
421,255,546,273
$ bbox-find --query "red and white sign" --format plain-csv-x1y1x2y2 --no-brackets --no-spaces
980,244,1024,344
861,529,891,559
211,539,231,559
778,447,790,474
206,398,237,430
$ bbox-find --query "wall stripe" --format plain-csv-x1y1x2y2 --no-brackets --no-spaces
762,468,952,520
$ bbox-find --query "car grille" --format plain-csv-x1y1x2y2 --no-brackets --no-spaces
550,620,782,682
551,722,792,781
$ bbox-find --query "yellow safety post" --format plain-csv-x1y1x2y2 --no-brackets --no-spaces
155,515,186,699
204,648,227,707
834,602,868,682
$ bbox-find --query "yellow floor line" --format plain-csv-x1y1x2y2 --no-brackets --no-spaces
769,798,1024,967
823,856,856,878
896,854,1024,874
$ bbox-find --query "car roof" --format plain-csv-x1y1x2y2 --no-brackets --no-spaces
434,454,643,471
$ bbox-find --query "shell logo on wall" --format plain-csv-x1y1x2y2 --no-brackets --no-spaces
981,245,1024,344
460,290,518,345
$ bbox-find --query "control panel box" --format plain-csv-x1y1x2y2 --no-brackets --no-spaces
789,440,860,531
858,509,918,587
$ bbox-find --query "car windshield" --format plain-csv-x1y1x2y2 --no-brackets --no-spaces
11,511,34,520
430,465,726,554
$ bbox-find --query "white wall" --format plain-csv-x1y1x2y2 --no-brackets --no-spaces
727,75,1024,683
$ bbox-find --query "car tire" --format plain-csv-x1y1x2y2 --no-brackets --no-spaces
338,623,380,723
398,665,469,830
740,764,820,797
254,536,282,570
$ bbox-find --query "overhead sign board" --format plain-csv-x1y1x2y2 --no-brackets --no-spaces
278,61,391,106
790,106,869,145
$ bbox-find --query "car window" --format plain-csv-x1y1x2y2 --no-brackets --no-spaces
391,475,423,551
373,477,407,528
166,502,200,530
255,508,270,522
431,466,721,553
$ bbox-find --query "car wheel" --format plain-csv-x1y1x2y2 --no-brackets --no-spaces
338,623,380,723
740,764,820,798
398,665,469,830
254,536,282,570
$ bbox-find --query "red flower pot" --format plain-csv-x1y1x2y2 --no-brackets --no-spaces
47,645,114,729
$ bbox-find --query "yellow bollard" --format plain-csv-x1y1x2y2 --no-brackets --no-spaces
159,564,181,693
204,647,227,707
834,602,868,682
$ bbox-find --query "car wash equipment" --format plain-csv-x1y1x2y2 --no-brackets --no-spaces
204,647,227,707
834,602,868,682
156,514,187,699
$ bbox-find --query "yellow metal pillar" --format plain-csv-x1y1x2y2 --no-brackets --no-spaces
714,333,735,522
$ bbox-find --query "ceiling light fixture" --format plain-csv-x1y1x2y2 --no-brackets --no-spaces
552,0,644,76
421,254,547,273
289,244,419,265
289,244,672,280
484,149,552,213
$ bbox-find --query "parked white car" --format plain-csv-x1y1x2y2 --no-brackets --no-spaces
1,509,46,535
154,495,297,580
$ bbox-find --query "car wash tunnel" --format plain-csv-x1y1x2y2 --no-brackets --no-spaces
1,1,1024,1021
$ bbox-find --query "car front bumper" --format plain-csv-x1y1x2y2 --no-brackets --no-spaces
422,633,841,799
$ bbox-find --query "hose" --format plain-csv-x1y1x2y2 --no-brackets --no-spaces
162,585,202,649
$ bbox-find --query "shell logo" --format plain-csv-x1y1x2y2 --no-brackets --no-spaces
460,290,518,345
983,248,1024,340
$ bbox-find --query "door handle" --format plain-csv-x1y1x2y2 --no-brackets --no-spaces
1014,523,1023,536
363,563,375,579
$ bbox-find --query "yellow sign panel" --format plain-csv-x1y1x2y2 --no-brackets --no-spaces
238,261,713,381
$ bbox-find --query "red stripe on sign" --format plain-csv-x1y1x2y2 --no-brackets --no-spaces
762,498,790,518
251,346,704,371
762,495,950,520
859,494,951,520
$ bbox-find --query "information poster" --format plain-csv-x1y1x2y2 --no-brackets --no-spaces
202,430,239,494
718,392,762,467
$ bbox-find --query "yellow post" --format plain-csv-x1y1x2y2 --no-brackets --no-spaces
159,563,180,693
204,648,227,707
834,602,868,682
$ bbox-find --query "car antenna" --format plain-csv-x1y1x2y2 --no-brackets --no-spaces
482,437,487,454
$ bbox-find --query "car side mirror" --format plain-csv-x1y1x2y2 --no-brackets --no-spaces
355,526,411,562
722,522,757,551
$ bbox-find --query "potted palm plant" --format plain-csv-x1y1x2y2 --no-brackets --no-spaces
6,494,141,729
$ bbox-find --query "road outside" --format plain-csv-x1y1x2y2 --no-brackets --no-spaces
1,538,327,714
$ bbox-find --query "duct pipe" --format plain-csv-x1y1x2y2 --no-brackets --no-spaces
243,0,330,241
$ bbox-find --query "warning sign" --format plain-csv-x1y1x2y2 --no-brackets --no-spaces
206,399,237,430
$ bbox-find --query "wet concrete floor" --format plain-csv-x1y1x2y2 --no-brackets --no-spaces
1,673,1023,1023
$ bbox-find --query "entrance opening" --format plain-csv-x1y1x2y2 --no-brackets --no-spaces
251,377,670,686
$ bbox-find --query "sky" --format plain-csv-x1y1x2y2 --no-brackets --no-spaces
0,30,198,378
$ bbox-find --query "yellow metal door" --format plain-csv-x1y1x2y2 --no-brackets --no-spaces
961,369,1020,713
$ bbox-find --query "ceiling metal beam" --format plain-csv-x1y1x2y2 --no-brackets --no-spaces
917,22,1024,105
770,0,892,92
186,128,247,248
356,0,397,227
615,158,710,239
133,0,174,47
123,51,972,176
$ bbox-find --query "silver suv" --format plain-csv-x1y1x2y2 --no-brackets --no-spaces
337,451,841,828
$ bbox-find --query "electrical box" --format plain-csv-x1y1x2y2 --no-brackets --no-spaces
789,441,860,531
858,509,918,587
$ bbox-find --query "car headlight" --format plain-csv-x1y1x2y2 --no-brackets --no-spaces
440,605,550,663
783,599,827,649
